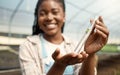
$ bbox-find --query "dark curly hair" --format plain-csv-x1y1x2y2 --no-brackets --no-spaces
32,0,66,35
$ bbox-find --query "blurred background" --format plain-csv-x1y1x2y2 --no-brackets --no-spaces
0,0,120,75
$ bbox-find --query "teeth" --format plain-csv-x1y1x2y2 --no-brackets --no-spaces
46,24,56,29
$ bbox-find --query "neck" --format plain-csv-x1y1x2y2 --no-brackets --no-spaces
43,33,64,44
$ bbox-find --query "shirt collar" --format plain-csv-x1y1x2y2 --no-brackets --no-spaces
26,34,72,45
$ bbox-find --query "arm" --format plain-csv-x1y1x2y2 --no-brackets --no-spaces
47,62,66,75
47,49,67,75
78,16,109,75
79,53,98,75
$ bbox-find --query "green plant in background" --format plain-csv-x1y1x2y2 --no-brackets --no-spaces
117,71,120,75
101,44,120,52
117,73,120,75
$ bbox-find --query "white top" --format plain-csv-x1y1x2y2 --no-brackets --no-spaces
41,35,65,66
19,34,97,75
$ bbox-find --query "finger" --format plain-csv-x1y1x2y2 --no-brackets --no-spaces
95,25,109,37
67,54,82,65
90,19,94,24
69,52,88,64
80,51,89,59
99,16,104,23
95,30,109,46
73,54,83,63
60,53,77,64
62,53,76,64
76,55,86,63
96,20,107,28
96,29,109,39
52,48,60,60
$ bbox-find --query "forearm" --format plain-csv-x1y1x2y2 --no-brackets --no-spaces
47,62,66,75
79,53,98,75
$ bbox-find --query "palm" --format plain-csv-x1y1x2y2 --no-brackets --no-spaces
85,32,106,54
52,49,88,66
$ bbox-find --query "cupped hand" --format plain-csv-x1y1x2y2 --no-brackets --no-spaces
52,48,88,67
85,16,109,54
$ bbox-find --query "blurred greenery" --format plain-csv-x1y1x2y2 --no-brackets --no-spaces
117,70,120,75
101,44,120,52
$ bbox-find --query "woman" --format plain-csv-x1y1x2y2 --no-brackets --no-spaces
19,0,109,75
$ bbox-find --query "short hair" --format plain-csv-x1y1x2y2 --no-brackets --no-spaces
32,0,65,35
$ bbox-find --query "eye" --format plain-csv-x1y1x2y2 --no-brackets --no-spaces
39,10,46,16
52,9,59,15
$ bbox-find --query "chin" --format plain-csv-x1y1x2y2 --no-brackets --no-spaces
45,31,57,36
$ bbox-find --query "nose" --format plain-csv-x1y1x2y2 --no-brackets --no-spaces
46,13,54,21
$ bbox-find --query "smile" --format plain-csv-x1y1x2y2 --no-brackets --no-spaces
44,23,57,29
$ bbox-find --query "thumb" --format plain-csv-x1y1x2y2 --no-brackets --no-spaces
52,48,60,60
90,19,94,24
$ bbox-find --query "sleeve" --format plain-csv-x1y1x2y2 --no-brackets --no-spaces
19,43,42,75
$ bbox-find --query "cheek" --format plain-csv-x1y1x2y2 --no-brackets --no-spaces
38,17,44,26
59,16,65,27
57,15,65,23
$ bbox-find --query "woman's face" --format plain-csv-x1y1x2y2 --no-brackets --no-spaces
38,0,65,36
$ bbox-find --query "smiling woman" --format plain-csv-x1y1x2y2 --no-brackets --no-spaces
37,0,65,37
1,0,120,75
19,0,109,75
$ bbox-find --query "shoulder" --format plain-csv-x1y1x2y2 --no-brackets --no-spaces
19,34,41,51
20,34,41,45
19,34,42,56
